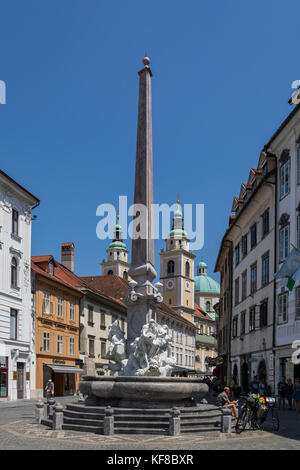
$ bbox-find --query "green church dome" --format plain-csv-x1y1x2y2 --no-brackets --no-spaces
169,228,188,239
194,274,220,294
108,240,127,250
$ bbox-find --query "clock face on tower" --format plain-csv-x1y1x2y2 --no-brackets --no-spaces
166,280,175,290
185,280,191,291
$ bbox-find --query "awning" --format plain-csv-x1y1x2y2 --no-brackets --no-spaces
46,364,83,374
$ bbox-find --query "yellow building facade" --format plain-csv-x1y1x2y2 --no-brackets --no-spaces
32,256,82,397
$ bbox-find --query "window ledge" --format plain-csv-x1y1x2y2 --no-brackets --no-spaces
11,233,22,242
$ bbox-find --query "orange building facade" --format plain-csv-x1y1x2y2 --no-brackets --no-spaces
32,256,82,397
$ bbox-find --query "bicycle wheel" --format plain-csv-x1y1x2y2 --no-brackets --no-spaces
271,408,280,432
236,407,248,434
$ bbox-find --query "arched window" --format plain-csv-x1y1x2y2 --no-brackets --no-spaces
107,270,113,275
11,257,18,287
185,261,190,278
206,301,211,312
123,271,128,280
167,260,175,275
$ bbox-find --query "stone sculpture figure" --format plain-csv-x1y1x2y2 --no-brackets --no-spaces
106,320,126,375
107,319,176,377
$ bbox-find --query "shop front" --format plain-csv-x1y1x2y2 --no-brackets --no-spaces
0,356,8,398
275,346,300,388
43,363,83,397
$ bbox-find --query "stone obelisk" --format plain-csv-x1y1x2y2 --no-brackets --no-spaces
126,57,162,347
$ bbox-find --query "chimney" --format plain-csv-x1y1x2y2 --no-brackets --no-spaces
61,242,74,272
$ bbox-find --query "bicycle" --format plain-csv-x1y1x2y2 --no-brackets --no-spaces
257,397,280,432
236,395,260,434
236,395,280,434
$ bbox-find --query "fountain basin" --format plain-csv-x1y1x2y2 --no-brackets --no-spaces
79,375,209,408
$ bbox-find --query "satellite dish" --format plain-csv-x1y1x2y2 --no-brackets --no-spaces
288,87,300,105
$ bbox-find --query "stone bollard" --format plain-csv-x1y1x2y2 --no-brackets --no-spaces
46,398,56,418
221,407,232,433
169,407,181,436
104,406,114,435
35,400,44,424
52,403,64,430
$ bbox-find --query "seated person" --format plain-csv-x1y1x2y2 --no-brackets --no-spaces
216,386,238,419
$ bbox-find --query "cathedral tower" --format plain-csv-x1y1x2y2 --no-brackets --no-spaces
101,217,130,279
159,201,195,318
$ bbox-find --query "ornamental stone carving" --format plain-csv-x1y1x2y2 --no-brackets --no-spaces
107,319,176,377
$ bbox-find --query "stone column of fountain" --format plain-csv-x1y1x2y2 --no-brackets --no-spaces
79,57,209,409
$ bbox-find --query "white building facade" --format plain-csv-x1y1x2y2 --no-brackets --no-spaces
267,105,300,385
0,170,39,400
229,152,277,392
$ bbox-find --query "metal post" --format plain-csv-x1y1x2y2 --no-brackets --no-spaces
104,406,114,435
169,407,180,436
52,403,64,430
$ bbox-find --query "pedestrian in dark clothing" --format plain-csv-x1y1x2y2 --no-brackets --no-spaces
286,379,293,410
277,376,288,409
249,376,259,394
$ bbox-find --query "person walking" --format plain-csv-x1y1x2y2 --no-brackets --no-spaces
258,378,266,396
249,376,259,395
216,386,238,419
293,378,300,412
45,379,54,399
277,376,288,409
286,379,294,410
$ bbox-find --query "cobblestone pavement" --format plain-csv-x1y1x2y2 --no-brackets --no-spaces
0,398,300,450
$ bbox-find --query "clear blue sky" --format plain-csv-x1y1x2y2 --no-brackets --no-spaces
0,0,299,281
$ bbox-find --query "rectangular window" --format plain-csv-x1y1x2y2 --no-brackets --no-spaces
279,225,289,261
235,278,239,306
250,223,257,249
262,255,269,287
43,332,50,352
250,264,257,294
278,292,288,324
12,209,19,235
57,335,63,354
57,297,63,318
88,305,93,324
235,244,240,266
241,235,247,258
10,309,18,340
260,300,268,328
297,216,300,250
242,271,247,301
241,311,246,335
69,302,75,321
262,162,268,176
249,307,256,332
89,338,95,357
280,161,290,198
262,209,269,237
232,317,238,338
43,292,50,314
296,287,300,319
101,341,106,358
100,312,106,329
297,147,300,185
69,337,75,356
